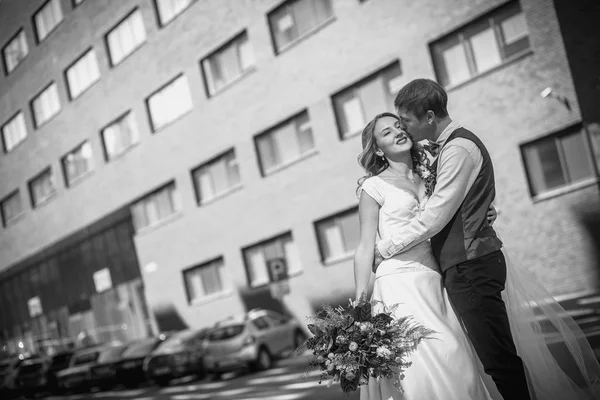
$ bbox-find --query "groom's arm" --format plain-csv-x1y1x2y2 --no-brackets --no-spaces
376,141,482,258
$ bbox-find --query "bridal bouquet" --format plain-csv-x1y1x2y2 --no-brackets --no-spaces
295,293,435,393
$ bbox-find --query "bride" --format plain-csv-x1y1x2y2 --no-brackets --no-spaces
353,112,600,399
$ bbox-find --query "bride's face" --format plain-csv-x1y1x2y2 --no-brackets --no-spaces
374,116,413,158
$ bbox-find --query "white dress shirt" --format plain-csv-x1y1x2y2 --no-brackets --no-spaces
376,120,483,258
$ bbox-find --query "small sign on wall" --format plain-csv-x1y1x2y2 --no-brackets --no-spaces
27,296,42,318
93,268,113,293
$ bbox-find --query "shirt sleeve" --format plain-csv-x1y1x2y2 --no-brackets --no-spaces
376,143,481,258
359,178,384,205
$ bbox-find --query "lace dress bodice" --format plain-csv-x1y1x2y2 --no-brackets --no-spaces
360,176,439,275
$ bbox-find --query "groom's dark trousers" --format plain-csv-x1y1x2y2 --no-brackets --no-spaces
443,251,531,399
431,128,530,400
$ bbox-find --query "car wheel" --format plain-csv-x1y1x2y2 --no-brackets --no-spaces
251,347,272,372
293,329,307,348
211,372,222,381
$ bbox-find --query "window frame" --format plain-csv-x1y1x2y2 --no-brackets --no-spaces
100,110,140,161
2,28,29,76
0,189,25,227
61,140,95,187
253,109,316,177
200,30,256,97
28,167,57,208
30,81,62,129
267,0,335,55
330,59,402,140
145,73,193,132
32,0,64,44
130,181,181,232
190,148,242,205
182,256,227,305
520,123,600,202
153,0,197,28
1,110,28,153
314,206,360,264
429,0,532,89
104,7,148,67
241,231,302,288
64,47,101,101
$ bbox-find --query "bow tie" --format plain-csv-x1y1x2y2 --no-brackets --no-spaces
423,141,442,157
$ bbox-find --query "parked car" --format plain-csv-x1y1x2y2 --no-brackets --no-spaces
88,343,129,390
14,357,50,398
203,309,306,378
45,350,74,395
145,328,209,386
115,336,167,388
55,343,120,393
0,354,36,399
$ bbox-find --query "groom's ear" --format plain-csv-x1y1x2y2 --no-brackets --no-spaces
426,110,435,124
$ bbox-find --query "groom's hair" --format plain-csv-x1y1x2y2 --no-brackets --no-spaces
394,78,449,119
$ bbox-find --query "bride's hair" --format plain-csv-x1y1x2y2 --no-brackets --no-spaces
356,112,433,196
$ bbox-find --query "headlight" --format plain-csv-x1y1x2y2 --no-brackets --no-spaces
242,335,256,347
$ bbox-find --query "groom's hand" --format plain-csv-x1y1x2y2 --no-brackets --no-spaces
372,245,384,272
487,205,499,225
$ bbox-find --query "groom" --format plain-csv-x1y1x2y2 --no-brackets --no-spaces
373,78,530,399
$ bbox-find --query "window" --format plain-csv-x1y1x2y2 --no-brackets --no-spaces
315,207,359,263
106,9,147,66
201,32,255,96
521,124,599,199
101,112,139,160
155,0,194,26
268,0,334,53
191,150,241,204
29,168,56,207
62,141,94,186
33,0,64,43
147,74,193,131
1,190,24,226
183,258,226,304
31,82,61,127
431,1,530,87
2,29,29,74
65,49,101,99
131,182,181,231
254,111,315,175
1,112,28,153
242,232,302,288
332,61,401,139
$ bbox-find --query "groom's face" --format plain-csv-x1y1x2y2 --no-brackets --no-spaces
397,108,433,142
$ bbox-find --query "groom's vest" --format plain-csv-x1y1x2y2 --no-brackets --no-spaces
431,128,503,271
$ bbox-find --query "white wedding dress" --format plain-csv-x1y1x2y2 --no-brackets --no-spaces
358,176,600,400
359,176,496,400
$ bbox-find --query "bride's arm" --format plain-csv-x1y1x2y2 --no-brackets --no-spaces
354,191,380,300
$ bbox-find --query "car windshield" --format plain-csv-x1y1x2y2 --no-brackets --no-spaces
122,339,157,358
208,324,245,341
97,346,126,363
72,351,99,366
18,363,43,375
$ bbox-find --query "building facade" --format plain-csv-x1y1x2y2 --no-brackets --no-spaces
1,0,599,353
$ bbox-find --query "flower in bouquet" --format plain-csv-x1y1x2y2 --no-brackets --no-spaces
294,292,436,394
